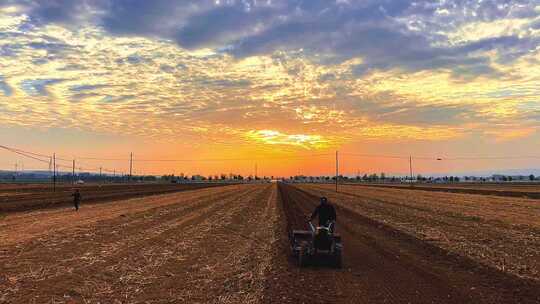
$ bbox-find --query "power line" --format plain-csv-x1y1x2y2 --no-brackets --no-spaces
2,144,540,176
2,145,334,162
0,145,118,174
0,145,50,164
341,152,540,161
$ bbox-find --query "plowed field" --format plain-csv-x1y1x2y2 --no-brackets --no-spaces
1,183,539,303
0,183,226,212
344,182,540,199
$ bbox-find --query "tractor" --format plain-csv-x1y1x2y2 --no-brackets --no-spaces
291,221,342,268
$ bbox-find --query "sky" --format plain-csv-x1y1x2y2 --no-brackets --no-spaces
0,0,539,177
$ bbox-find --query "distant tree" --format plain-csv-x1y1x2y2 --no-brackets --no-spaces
502,175,508,181
380,172,386,181
454,177,460,182
508,176,513,181
530,174,535,181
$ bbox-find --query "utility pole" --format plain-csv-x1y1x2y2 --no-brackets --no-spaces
129,152,133,182
255,163,258,179
14,163,17,175
72,159,75,185
409,155,413,186
335,151,339,192
53,153,56,192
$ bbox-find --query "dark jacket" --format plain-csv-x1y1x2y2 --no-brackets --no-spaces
72,192,81,202
310,203,336,226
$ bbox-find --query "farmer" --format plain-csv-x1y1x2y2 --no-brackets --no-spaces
309,196,336,227
72,189,82,211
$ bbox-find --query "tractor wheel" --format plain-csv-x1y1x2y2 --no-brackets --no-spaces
298,249,308,267
334,250,342,269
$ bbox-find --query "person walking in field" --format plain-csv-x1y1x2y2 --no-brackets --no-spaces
72,189,81,211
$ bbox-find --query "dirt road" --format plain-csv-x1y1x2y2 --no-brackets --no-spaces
265,183,540,303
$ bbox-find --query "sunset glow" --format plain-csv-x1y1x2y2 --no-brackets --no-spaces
0,1,539,176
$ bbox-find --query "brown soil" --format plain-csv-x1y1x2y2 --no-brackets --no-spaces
299,183,540,281
2,183,539,303
344,183,540,199
264,183,540,303
0,183,228,213
0,184,278,303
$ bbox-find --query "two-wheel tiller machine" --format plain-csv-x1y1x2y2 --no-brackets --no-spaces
291,221,343,268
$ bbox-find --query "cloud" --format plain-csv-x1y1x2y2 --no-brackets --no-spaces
100,0,204,37
3,0,538,78
484,127,537,142
70,84,110,92
0,1,538,149
10,0,98,26
246,129,331,149
195,78,252,88
19,78,66,96
101,95,134,103
0,76,13,96
173,3,274,50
